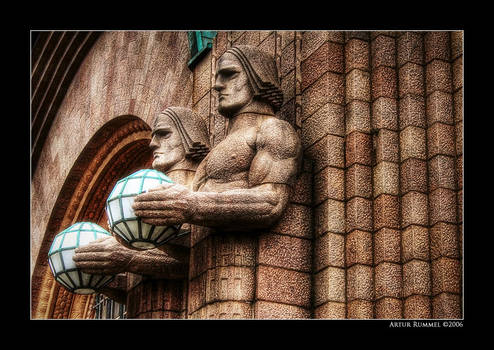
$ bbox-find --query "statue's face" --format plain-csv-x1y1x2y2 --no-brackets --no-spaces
150,114,185,172
214,52,253,117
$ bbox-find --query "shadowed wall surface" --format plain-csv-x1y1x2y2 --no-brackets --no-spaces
31,30,463,319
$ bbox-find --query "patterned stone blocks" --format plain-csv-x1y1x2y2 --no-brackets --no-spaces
345,38,370,72
373,194,400,230
397,31,424,67
302,71,345,119
346,164,372,199
345,131,373,166
426,60,452,94
402,225,430,262
254,301,310,319
346,264,374,301
301,103,344,148
314,232,345,271
426,91,454,126
346,230,373,267
345,100,371,134
400,126,427,161
399,63,424,97
314,267,346,306
403,260,432,297
374,228,401,264
430,222,460,260
258,233,312,272
372,97,398,130
399,95,426,129
305,134,345,172
315,199,345,236
346,69,371,103
301,41,344,91
371,34,396,69
375,262,402,299
257,265,311,308
314,301,346,319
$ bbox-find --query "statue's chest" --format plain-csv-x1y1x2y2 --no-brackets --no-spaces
205,129,257,179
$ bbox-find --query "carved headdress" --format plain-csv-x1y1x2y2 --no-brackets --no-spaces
224,45,283,112
153,107,210,161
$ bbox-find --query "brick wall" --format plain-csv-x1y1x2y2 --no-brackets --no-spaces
296,31,463,318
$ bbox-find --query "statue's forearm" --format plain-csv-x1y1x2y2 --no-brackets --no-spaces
187,186,288,229
127,249,188,279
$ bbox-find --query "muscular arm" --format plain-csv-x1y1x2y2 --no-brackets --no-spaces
73,236,188,279
133,118,302,230
186,183,290,229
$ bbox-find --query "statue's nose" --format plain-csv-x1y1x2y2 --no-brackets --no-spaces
149,136,159,149
213,77,224,92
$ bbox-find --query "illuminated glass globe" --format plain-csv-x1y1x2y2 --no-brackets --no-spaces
48,222,114,295
105,169,181,250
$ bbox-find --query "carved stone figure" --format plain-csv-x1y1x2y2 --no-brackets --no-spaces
73,107,210,284
133,45,302,231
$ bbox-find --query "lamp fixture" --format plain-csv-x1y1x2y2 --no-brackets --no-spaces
48,222,114,294
105,169,181,250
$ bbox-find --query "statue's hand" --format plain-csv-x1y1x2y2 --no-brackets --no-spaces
132,182,192,226
73,236,133,275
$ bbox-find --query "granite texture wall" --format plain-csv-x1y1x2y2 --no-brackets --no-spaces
31,30,463,319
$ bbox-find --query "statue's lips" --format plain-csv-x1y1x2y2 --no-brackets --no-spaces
153,153,164,159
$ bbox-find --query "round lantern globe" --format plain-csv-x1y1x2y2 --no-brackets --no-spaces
105,169,181,250
48,222,115,295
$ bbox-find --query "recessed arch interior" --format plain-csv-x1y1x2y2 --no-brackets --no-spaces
32,115,154,318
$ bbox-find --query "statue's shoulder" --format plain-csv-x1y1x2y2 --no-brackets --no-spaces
257,115,300,156
260,115,295,132
258,115,298,138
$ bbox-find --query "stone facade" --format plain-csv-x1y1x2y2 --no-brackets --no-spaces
31,30,463,319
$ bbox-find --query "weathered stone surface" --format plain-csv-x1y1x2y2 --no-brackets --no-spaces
374,228,401,264
345,230,373,266
346,264,374,301
314,301,346,319
375,297,402,319
403,260,431,297
347,300,373,319
402,225,430,262
404,295,431,319
256,265,311,308
375,262,402,299
314,267,346,305
373,96,398,130
315,232,345,271
258,233,312,272
254,301,310,319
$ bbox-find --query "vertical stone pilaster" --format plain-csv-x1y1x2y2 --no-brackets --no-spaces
344,31,374,319
397,31,433,318
370,32,403,319
301,31,346,319
424,32,462,319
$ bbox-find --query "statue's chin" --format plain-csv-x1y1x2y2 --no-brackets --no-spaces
152,160,170,173
217,104,240,118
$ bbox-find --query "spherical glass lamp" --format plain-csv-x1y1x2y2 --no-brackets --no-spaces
48,222,114,295
105,169,181,250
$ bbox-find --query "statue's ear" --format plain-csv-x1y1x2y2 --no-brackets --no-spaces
185,142,209,161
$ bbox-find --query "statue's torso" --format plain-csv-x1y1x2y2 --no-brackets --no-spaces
194,113,271,193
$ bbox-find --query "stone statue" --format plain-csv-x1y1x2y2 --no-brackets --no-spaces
72,107,210,284
133,45,302,232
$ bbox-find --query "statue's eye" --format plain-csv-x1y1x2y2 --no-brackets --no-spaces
156,130,171,138
220,68,239,79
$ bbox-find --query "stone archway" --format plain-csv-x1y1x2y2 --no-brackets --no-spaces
31,115,152,319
